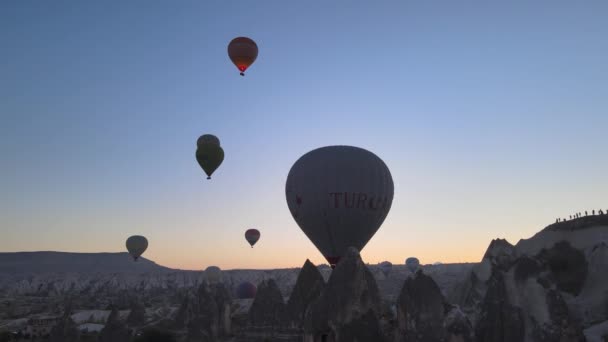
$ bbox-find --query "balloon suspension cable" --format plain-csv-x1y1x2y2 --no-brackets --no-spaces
240,72,245,76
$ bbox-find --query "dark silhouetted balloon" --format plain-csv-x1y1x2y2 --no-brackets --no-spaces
236,281,257,299
406,257,420,273
197,134,220,147
228,37,258,76
245,229,260,248
204,266,222,283
195,142,224,179
285,146,394,268
126,235,148,261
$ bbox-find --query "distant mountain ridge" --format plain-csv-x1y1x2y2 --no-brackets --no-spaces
0,252,172,274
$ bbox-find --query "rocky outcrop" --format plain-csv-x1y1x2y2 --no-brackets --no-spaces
475,270,525,342
483,239,516,270
248,279,286,328
286,259,325,328
475,240,588,342
211,283,232,336
304,247,385,342
449,239,514,326
174,282,233,341
395,270,448,342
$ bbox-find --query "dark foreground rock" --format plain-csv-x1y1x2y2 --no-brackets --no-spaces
304,247,385,342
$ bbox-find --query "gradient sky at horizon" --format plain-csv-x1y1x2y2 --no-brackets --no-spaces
1,1,607,270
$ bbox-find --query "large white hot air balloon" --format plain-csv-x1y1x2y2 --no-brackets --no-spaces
126,235,148,261
285,145,394,268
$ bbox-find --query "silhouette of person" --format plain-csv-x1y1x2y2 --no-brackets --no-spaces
569,215,572,220
593,210,595,215
585,211,588,216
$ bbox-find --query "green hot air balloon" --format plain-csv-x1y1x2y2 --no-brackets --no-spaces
126,235,148,261
196,140,224,179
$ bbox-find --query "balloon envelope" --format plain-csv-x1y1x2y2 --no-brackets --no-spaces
379,261,392,277
406,257,420,273
197,134,220,147
245,229,260,247
196,144,224,179
205,266,222,283
285,146,394,268
236,281,257,299
228,37,258,75
126,235,148,261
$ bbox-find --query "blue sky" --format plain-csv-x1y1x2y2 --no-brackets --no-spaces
1,1,607,269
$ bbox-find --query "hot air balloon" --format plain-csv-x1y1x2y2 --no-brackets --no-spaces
204,266,222,283
195,139,224,179
228,37,258,76
406,257,420,273
126,235,148,261
285,146,394,269
197,134,220,147
236,281,257,299
379,261,393,277
245,229,260,248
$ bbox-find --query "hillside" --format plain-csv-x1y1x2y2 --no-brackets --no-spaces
0,252,171,274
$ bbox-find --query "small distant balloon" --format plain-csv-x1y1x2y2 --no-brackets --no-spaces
236,281,257,299
406,257,420,273
245,229,260,248
195,136,224,180
379,261,392,277
197,134,220,147
126,235,148,261
205,266,222,283
228,37,258,76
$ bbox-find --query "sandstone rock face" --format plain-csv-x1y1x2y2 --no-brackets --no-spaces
475,241,588,342
286,259,325,328
248,278,286,328
304,247,385,342
536,241,588,296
